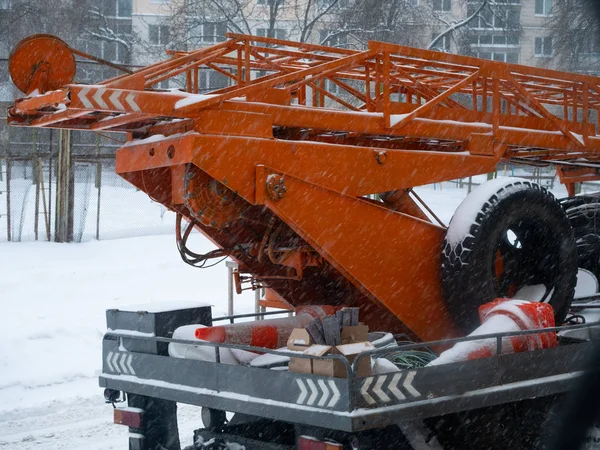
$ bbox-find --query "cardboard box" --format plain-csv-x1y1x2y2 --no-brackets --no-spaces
287,328,315,374
288,356,313,375
307,341,374,379
287,324,373,378
287,328,313,351
340,325,368,345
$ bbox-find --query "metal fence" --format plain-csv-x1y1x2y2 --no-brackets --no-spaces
0,112,172,243
1,109,600,244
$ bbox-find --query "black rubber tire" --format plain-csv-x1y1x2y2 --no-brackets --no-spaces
201,407,227,431
560,195,600,280
442,180,577,334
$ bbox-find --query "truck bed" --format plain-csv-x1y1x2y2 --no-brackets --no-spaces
99,316,597,433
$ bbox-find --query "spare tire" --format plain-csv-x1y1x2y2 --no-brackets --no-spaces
441,178,577,333
560,195,600,280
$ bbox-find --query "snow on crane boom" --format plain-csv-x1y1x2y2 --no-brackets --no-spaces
8,33,600,341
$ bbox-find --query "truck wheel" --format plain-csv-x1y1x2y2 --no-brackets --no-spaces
560,195,600,281
442,178,577,333
201,407,227,431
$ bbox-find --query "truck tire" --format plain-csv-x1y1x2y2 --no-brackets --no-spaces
560,195,600,281
442,178,577,333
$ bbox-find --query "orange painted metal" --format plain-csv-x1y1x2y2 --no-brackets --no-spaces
8,33,600,340
8,34,76,95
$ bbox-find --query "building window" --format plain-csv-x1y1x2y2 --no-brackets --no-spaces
101,0,131,17
470,34,520,46
433,0,451,12
256,28,287,40
469,5,520,29
534,36,553,56
477,52,518,63
317,0,349,7
199,70,230,92
0,0,12,9
257,0,283,4
581,37,600,55
149,24,170,45
201,22,227,43
117,0,131,17
103,41,129,63
431,33,451,51
535,0,552,15
319,30,348,47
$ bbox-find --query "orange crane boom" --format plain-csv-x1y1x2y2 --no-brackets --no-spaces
8,33,600,341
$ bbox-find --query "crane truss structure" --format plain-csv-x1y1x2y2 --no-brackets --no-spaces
8,34,600,341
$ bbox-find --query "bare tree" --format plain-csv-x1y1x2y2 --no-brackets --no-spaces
162,0,347,50
85,6,135,53
330,0,434,49
549,0,600,74
0,0,134,83
429,0,488,50
0,0,89,50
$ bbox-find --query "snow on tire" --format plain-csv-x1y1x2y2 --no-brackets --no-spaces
442,178,577,333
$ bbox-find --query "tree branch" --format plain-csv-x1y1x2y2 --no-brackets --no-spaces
428,0,488,50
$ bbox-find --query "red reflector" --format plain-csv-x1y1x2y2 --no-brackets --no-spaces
298,436,343,450
114,407,144,429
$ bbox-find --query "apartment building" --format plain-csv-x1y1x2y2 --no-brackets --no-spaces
129,1,561,68
0,0,591,103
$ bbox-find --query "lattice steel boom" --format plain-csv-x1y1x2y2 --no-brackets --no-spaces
9,33,600,341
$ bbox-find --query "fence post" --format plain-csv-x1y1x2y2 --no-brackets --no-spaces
38,157,50,241
33,129,39,240
48,131,53,239
95,135,101,240
6,157,11,242
55,129,74,243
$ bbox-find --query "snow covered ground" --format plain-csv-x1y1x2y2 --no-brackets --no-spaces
0,174,597,449
0,235,256,449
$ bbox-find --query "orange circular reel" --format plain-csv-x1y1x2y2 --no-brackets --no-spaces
9,34,76,95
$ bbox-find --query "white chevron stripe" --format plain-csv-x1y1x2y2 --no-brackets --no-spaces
327,380,341,407
109,90,124,110
125,93,141,112
361,377,376,405
296,379,308,404
125,354,135,375
306,379,318,406
403,371,421,397
317,379,330,407
118,353,129,374
389,373,406,400
93,88,108,109
106,351,115,372
373,375,391,402
78,87,94,109
111,352,120,372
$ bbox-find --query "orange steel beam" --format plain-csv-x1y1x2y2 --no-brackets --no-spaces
10,33,600,340
115,133,498,199
89,113,156,131
258,168,460,342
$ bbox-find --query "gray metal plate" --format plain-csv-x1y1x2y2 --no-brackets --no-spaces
100,336,593,432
